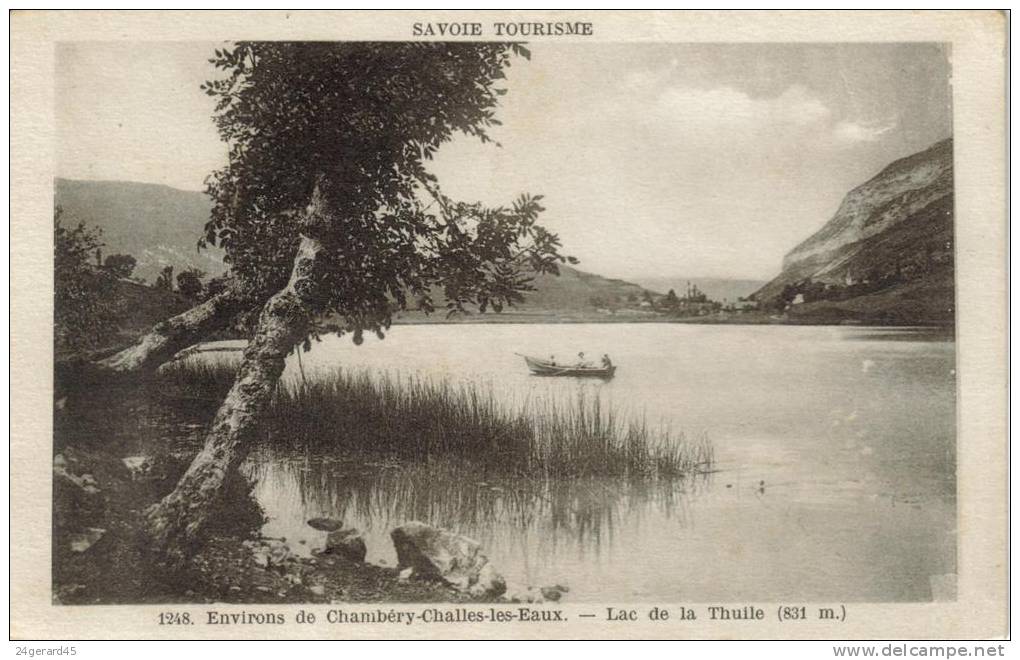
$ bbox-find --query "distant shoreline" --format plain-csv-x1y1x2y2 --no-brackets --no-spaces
389,311,955,330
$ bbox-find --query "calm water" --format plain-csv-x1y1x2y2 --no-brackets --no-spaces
233,323,956,602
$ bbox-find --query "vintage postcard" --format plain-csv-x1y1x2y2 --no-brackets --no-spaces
10,10,1008,640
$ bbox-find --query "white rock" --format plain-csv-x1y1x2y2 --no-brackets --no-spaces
122,456,153,479
69,527,105,553
390,521,505,597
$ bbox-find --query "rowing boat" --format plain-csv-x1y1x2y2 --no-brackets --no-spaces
517,354,616,378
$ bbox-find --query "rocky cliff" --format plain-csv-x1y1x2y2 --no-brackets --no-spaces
755,138,954,325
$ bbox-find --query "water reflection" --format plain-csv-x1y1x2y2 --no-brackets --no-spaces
242,444,707,586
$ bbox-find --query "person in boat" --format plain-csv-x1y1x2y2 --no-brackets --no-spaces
577,352,590,367
601,354,613,368
549,355,557,366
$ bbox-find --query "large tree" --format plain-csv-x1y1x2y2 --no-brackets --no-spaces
132,42,571,564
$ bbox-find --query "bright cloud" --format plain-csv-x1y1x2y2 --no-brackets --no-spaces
631,75,892,150
833,120,897,143
655,84,833,131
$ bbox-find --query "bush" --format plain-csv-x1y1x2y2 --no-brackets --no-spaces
54,207,121,351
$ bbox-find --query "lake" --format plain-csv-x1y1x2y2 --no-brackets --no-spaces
233,323,956,602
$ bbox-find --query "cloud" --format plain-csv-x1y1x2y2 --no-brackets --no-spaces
832,120,896,143
622,71,891,150
640,83,841,147
780,87,832,126
655,86,761,128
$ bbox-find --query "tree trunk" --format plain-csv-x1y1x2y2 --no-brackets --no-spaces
144,234,322,566
96,282,254,374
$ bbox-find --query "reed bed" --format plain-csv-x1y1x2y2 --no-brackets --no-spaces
159,359,713,479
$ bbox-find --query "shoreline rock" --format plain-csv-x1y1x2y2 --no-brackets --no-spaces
390,521,505,598
243,538,297,570
54,452,105,530
69,527,106,553
307,517,344,532
121,456,154,480
325,528,367,563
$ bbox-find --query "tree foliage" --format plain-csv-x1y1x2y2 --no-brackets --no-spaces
103,253,137,279
155,265,175,291
199,42,573,343
203,274,230,301
176,267,206,300
54,207,120,351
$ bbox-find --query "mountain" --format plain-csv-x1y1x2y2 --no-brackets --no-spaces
53,178,657,316
633,277,767,304
754,138,954,325
54,178,226,283
515,265,651,311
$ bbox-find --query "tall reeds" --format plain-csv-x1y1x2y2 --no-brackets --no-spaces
158,360,712,479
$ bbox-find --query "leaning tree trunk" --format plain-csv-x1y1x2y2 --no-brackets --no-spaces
145,234,322,566
97,282,255,375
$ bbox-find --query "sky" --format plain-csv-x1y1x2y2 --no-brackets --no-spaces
56,42,952,281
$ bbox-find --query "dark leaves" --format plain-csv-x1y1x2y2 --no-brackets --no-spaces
201,41,572,342
53,207,123,351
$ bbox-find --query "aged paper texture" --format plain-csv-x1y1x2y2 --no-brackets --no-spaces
10,10,1007,640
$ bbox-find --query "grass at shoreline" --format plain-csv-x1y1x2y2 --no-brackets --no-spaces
159,361,712,479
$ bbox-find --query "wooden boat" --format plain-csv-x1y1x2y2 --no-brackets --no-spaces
517,354,617,378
